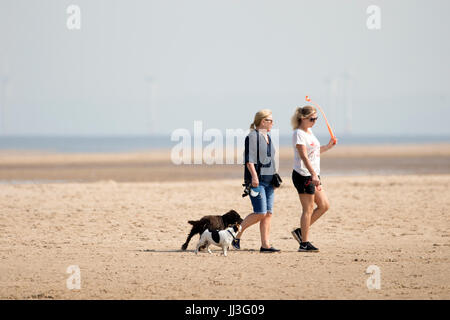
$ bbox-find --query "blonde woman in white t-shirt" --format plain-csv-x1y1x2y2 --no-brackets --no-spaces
290,105,337,252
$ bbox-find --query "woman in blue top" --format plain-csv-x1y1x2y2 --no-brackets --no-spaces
232,109,280,253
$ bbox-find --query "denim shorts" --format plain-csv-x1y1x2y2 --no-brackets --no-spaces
249,180,274,214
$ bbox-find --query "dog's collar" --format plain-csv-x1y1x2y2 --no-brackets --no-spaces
227,229,236,240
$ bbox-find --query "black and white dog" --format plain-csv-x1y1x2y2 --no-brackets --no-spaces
195,224,241,257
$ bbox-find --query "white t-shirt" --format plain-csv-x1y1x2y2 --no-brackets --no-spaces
292,128,321,176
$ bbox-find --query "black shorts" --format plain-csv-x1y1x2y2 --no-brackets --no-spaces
292,170,321,195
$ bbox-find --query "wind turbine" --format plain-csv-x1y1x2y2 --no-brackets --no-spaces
144,76,158,135
341,72,354,135
325,75,341,135
0,75,10,135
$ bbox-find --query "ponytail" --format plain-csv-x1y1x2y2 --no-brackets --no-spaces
250,109,272,131
291,105,316,129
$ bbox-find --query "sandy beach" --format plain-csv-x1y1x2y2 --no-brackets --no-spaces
0,144,449,299
1,144,450,183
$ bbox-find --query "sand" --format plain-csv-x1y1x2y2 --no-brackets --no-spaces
0,144,449,299
1,144,450,183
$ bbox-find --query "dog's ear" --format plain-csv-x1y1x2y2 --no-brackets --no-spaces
223,210,241,222
230,210,240,218
233,224,240,233
223,210,232,217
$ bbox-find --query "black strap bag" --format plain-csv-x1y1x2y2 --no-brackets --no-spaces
271,173,283,188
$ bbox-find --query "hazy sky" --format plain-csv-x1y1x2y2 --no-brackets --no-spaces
0,0,449,136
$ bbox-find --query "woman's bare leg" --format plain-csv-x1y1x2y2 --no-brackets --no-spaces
236,213,265,239
259,212,272,248
310,188,330,226
299,194,315,242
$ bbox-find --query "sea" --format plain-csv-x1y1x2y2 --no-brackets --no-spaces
0,134,449,153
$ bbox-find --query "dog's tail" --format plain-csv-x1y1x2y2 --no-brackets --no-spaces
188,220,198,225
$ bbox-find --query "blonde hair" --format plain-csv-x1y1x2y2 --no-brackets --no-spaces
250,109,272,130
291,105,317,129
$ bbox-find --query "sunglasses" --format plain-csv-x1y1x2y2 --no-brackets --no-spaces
309,117,318,122
264,119,273,123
